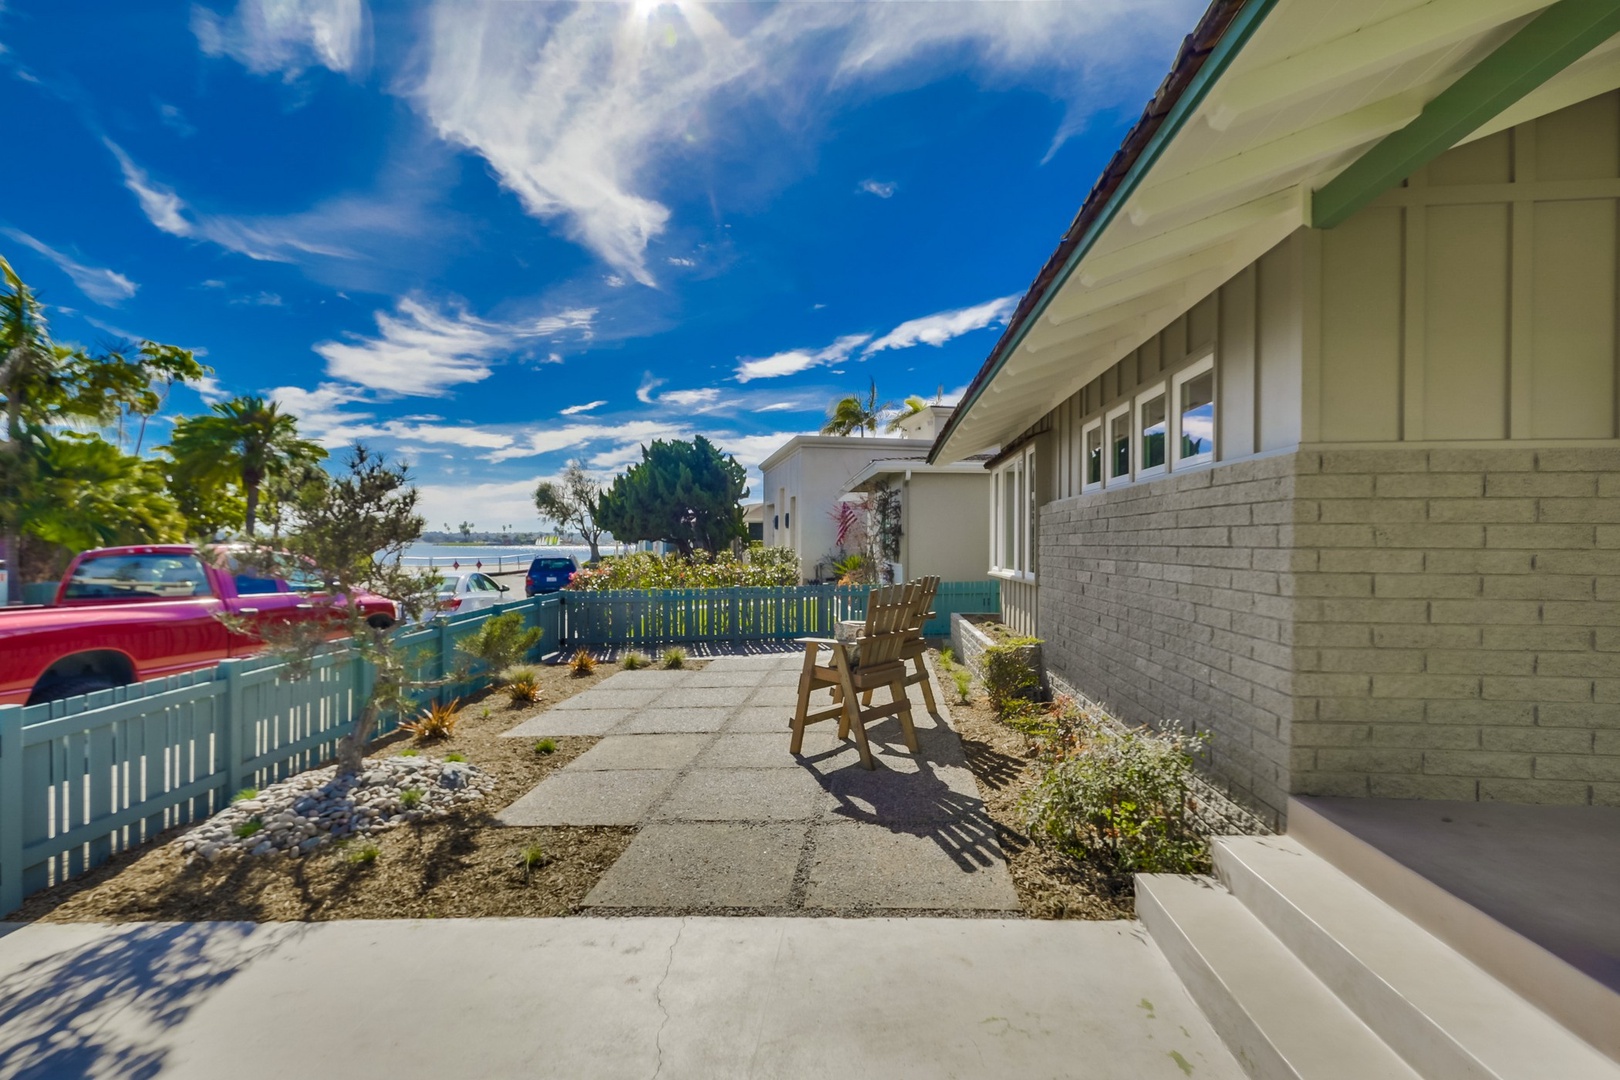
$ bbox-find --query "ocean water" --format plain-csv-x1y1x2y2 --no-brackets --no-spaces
399,542,600,573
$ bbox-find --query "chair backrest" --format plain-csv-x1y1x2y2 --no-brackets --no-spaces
905,576,940,633
857,582,920,668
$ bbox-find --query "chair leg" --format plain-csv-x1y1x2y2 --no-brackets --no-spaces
839,668,874,769
790,645,817,753
915,656,938,715
892,677,919,753
861,688,874,707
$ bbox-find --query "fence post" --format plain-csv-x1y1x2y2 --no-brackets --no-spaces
436,616,453,706
0,704,23,916
218,658,246,799
730,587,741,647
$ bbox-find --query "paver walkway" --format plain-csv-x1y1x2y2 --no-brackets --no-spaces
499,652,1021,913
0,917,1244,1079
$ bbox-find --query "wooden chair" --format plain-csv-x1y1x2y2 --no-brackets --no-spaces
853,576,940,714
790,582,921,770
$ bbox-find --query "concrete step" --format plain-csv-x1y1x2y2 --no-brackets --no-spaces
1214,836,1620,1080
1137,872,1423,1080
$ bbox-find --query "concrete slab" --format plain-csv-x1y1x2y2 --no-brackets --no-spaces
565,734,710,771
654,686,755,709
498,710,627,738
496,769,676,826
695,731,839,769
704,654,800,671
0,917,1241,1080
724,705,795,733
546,687,665,711
821,761,987,824
654,768,833,822
805,821,1021,911
597,669,695,688
584,823,807,909
608,707,731,735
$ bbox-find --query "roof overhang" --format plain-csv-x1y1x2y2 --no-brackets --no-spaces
844,456,989,493
931,0,1620,464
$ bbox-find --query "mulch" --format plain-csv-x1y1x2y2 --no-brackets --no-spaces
9,659,706,923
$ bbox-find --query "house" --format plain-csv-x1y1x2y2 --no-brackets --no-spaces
929,1,1620,829
761,404,971,581
842,453,992,583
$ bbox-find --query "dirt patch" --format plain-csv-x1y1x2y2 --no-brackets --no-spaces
13,658,654,922
939,650,1133,920
959,613,1038,643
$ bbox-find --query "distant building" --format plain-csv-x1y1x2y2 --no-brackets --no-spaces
843,453,991,584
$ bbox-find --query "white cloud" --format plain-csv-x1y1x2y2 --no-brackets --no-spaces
560,400,607,415
105,141,192,238
415,477,545,533
490,419,692,464
229,290,283,306
660,387,721,407
735,332,870,383
407,0,1184,284
753,402,797,413
156,100,196,137
636,373,664,404
382,422,512,450
666,256,695,267
192,0,367,79
857,179,896,199
1,229,137,306
313,297,595,396
864,294,1019,355
190,374,231,405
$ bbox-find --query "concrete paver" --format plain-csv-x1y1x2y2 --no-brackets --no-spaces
548,687,666,711
723,705,795,732
654,767,834,822
653,685,756,709
0,917,1244,1079
695,731,838,768
498,710,628,738
608,707,731,734
568,734,710,771
497,769,676,826
584,823,807,909
804,820,1022,911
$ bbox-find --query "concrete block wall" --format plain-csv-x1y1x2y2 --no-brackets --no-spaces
1289,446,1620,807
1037,454,1303,827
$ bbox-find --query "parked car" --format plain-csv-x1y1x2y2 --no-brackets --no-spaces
430,569,510,615
525,555,579,596
0,544,400,707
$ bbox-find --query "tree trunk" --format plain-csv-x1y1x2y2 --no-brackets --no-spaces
336,698,376,775
586,534,601,563
243,479,260,536
0,530,15,606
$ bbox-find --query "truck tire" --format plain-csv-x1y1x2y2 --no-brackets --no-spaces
31,674,121,705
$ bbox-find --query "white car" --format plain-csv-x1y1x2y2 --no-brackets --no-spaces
431,570,511,615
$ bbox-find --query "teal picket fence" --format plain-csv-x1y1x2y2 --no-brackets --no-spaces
0,579,996,914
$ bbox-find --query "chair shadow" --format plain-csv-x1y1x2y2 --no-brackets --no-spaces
0,922,292,1080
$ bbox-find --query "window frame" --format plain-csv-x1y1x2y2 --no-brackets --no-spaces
989,444,1037,582
1081,417,1103,493
1104,402,1132,486
1134,381,1170,481
1173,353,1217,469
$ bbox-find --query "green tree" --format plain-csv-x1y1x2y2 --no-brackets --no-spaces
0,257,206,601
820,378,892,437
595,436,748,556
885,394,929,432
165,395,325,537
534,460,606,562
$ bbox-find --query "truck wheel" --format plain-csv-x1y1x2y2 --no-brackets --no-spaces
367,613,396,630
31,674,121,705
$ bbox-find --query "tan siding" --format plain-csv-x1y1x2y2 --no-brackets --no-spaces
1320,207,1403,441
1258,234,1303,451
1428,128,1511,185
1219,263,1258,459
1535,92,1619,181
1424,203,1510,439
1531,199,1617,438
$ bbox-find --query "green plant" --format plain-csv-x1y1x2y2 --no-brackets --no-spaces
950,665,973,704
519,843,547,879
399,787,424,810
347,841,380,864
982,638,1042,718
401,697,460,742
569,648,598,676
661,646,687,670
232,787,259,803
455,610,543,674
1001,698,1058,742
939,647,955,667
444,751,466,763
1022,706,1211,878
594,435,748,556
621,650,650,670
564,544,798,591
233,818,264,839
504,667,541,706
534,738,557,755
398,747,419,757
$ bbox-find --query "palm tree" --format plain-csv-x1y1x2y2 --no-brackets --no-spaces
821,378,892,437
885,395,928,433
0,258,56,605
165,395,326,536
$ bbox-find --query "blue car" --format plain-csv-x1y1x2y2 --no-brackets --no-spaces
525,555,579,596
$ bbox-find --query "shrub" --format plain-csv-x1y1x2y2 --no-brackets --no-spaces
233,818,264,839
519,844,547,878
661,646,687,670
444,751,466,763
939,647,955,667
455,611,543,673
347,841,380,865
504,668,541,706
232,787,259,804
950,666,973,704
398,747,419,757
565,545,798,591
399,787,424,810
621,651,650,670
534,738,557,755
400,697,460,742
982,638,1041,718
568,648,598,676
1022,705,1210,878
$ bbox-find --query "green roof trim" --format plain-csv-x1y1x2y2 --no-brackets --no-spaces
1312,0,1620,229
928,0,1281,464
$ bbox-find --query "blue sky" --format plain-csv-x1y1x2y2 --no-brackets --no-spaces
0,0,1196,529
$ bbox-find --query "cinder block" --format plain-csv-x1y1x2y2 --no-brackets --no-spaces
1315,748,1424,774
1375,474,1483,498
1422,749,1533,778
1483,625,1591,651
1371,624,1481,649
1479,779,1594,804
1318,499,1426,523
1426,649,1535,676
1368,774,1480,800
1291,771,1372,797
1372,674,1481,699
1429,599,1541,624
1372,523,1484,549
1536,498,1620,524
1428,448,1536,472
1481,727,1594,753
1427,498,1536,523
1481,676,1593,702
1536,447,1620,471
1482,574,1595,601
1426,699,1534,725
1292,573,1373,597
1485,524,1596,549
1317,548,1424,573
1373,573,1480,598
1488,472,1597,497
1321,449,1428,474
1533,755,1620,783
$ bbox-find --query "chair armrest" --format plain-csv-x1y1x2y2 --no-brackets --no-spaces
794,637,838,646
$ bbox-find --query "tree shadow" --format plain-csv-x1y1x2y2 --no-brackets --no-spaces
0,922,290,1079
958,737,1023,791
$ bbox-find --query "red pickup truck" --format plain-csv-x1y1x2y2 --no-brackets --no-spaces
0,545,400,707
